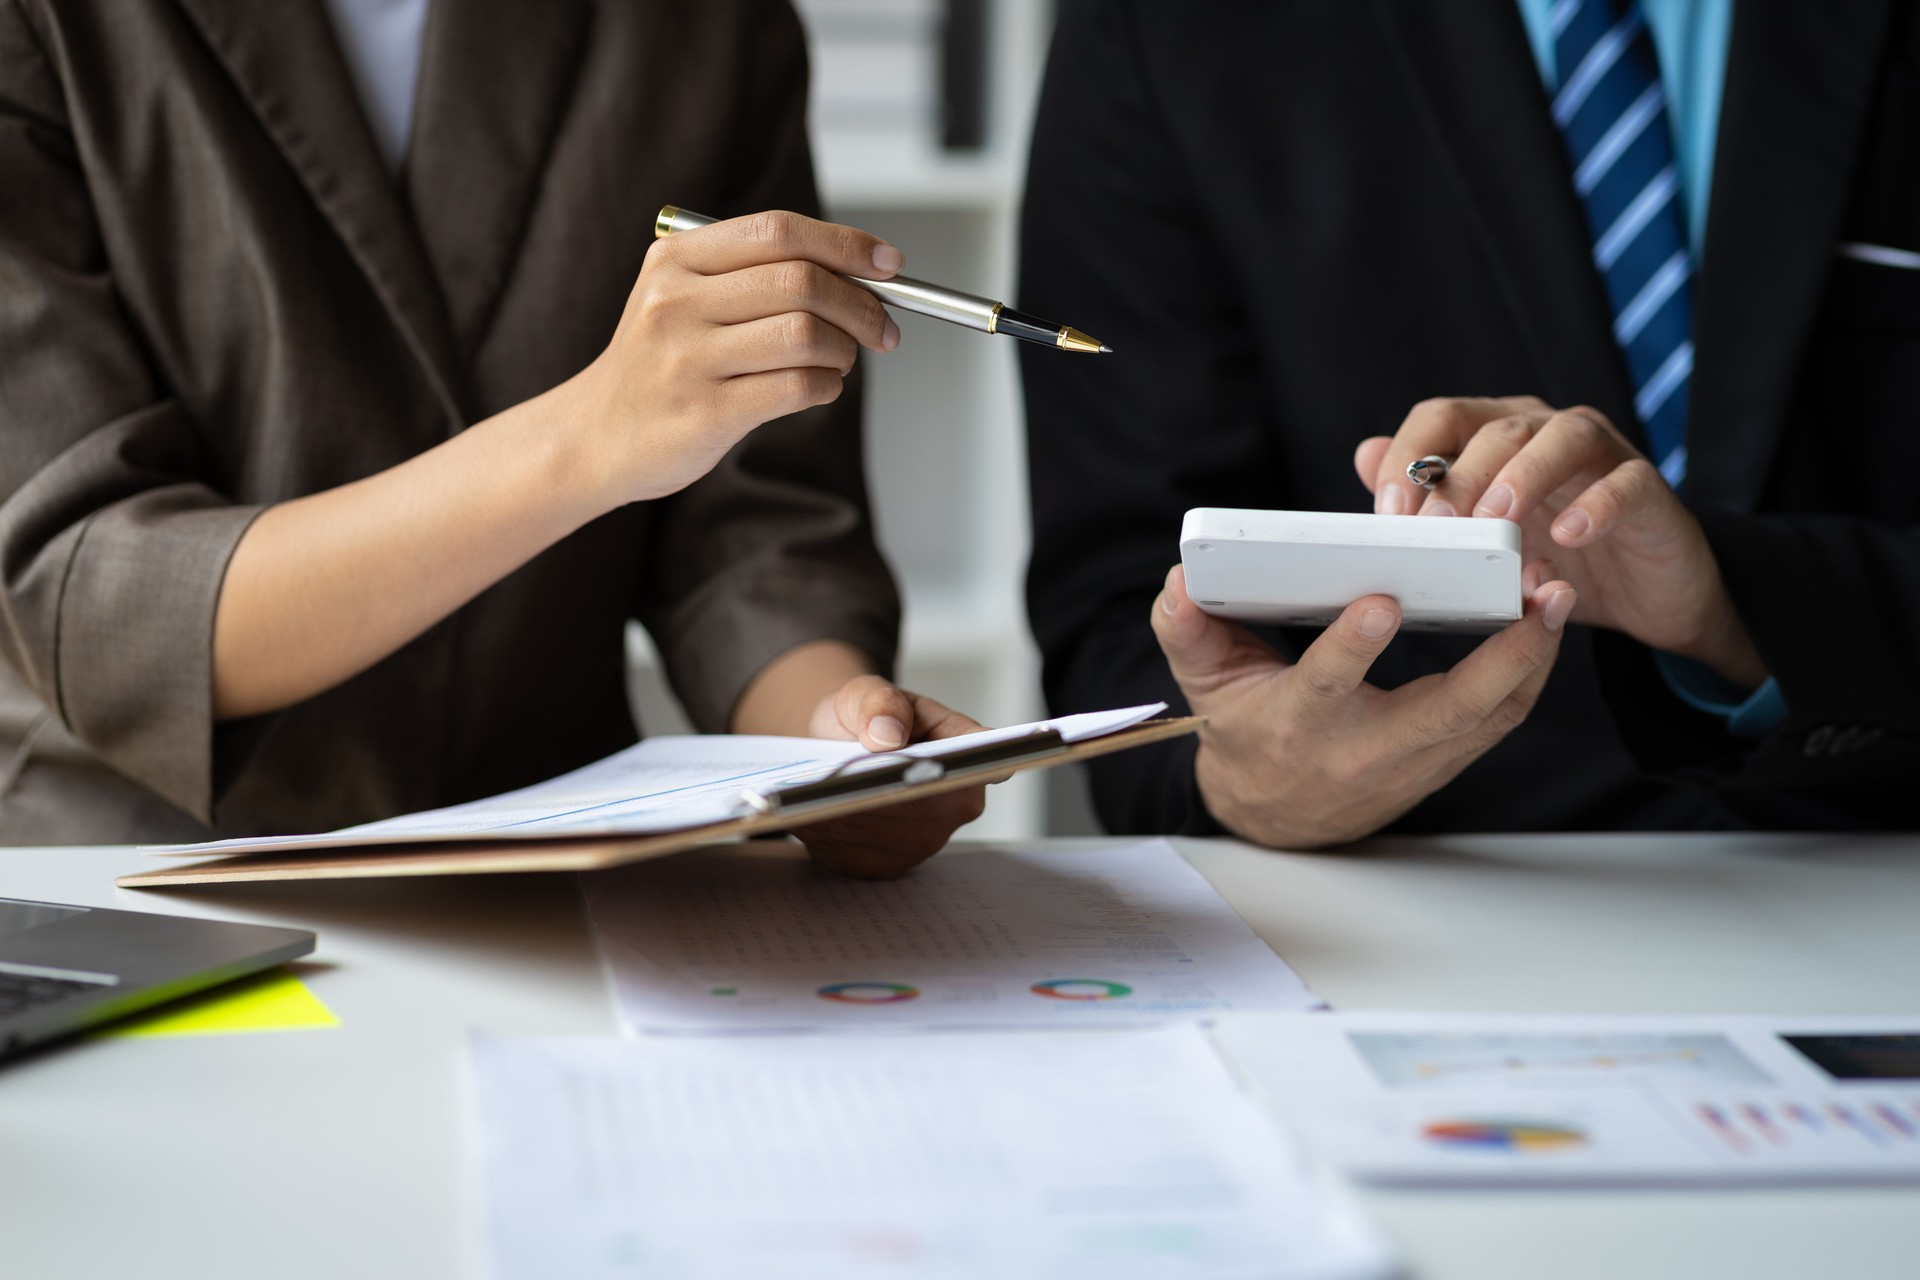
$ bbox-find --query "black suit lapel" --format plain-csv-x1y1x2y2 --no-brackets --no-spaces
405,0,592,365
1371,0,1640,437
176,0,466,426
1686,0,1894,513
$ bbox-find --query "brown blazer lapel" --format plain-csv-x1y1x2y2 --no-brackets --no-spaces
176,0,468,426
405,0,593,362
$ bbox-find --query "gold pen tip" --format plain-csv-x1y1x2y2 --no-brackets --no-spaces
1057,326,1108,355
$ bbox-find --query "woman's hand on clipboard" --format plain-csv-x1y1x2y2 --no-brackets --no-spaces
795,676,991,879
730,640,992,878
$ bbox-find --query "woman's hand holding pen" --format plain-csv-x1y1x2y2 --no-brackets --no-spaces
1357,397,1766,690
212,210,909,722
573,209,904,506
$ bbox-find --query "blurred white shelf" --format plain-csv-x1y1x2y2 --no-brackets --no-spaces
810,0,1054,838
817,142,1020,210
900,590,1026,660
620,0,1058,839
623,608,1028,678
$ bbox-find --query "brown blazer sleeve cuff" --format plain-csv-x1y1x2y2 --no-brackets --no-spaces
650,563,901,735
55,488,265,827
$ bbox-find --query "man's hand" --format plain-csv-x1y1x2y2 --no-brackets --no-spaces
793,675,989,878
1153,564,1575,849
1360,397,1765,689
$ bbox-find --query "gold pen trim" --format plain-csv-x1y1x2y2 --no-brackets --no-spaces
654,205,681,240
988,301,1002,335
1056,326,1106,354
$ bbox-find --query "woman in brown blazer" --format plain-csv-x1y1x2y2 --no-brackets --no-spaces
0,0,982,872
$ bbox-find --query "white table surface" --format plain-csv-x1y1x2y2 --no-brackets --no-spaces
1,832,1915,1279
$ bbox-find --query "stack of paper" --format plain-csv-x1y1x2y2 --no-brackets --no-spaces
445,719,1916,1274
466,838,1395,1277
1215,1011,1920,1185
468,1027,1396,1280
581,839,1324,1033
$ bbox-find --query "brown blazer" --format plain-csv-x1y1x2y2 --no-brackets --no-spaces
0,0,899,844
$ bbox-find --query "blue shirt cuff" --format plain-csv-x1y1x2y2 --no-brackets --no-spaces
1653,652,1788,738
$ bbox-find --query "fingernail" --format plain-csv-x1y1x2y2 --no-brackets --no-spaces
1160,590,1178,616
1554,509,1591,542
882,316,900,351
872,243,904,274
1543,588,1575,633
1423,498,1456,518
869,715,907,749
1380,485,1409,516
1358,607,1396,640
1476,484,1513,519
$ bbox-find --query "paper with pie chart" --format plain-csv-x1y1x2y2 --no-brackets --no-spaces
582,839,1321,1032
1213,1011,1920,1185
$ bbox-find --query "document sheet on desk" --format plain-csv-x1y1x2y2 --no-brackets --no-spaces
582,839,1323,1032
149,704,1166,855
466,1027,1395,1280
1215,1011,1920,1185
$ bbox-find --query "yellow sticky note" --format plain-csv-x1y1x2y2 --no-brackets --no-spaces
102,969,340,1040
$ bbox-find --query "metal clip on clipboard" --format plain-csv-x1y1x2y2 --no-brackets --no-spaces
737,728,1069,818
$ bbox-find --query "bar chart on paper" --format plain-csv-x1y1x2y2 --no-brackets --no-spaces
1678,1094,1920,1162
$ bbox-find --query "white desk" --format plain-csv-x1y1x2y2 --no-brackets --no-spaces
1,834,1915,1278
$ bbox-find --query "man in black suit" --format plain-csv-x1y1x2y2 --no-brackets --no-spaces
1020,1,1920,845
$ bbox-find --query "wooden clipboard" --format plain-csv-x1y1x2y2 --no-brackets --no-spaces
116,716,1203,889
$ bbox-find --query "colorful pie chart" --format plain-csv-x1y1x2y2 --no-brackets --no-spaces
1422,1119,1588,1152
816,982,919,1004
1029,979,1133,1001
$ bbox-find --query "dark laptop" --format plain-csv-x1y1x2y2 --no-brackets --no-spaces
0,896,314,1059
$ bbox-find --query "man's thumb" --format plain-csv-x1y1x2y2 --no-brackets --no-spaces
1150,565,1244,699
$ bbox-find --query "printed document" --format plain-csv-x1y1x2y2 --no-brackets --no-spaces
583,839,1323,1032
152,704,1166,855
467,1026,1395,1280
1215,1011,1920,1184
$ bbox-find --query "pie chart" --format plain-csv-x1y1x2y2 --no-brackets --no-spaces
816,982,920,1004
1029,979,1133,1001
1422,1119,1588,1152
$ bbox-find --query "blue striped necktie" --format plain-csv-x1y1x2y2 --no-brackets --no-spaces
1550,0,1693,486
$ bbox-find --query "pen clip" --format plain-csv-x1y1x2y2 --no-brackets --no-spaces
737,728,1067,817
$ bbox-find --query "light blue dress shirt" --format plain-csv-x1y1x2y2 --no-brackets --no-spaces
1513,0,1784,736
1514,0,1731,255
323,0,430,175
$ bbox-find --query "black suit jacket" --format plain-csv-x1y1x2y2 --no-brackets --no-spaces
1020,1,1920,837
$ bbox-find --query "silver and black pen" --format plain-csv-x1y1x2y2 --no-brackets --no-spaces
655,206,1111,355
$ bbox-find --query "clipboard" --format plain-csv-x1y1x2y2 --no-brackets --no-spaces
115,716,1203,889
